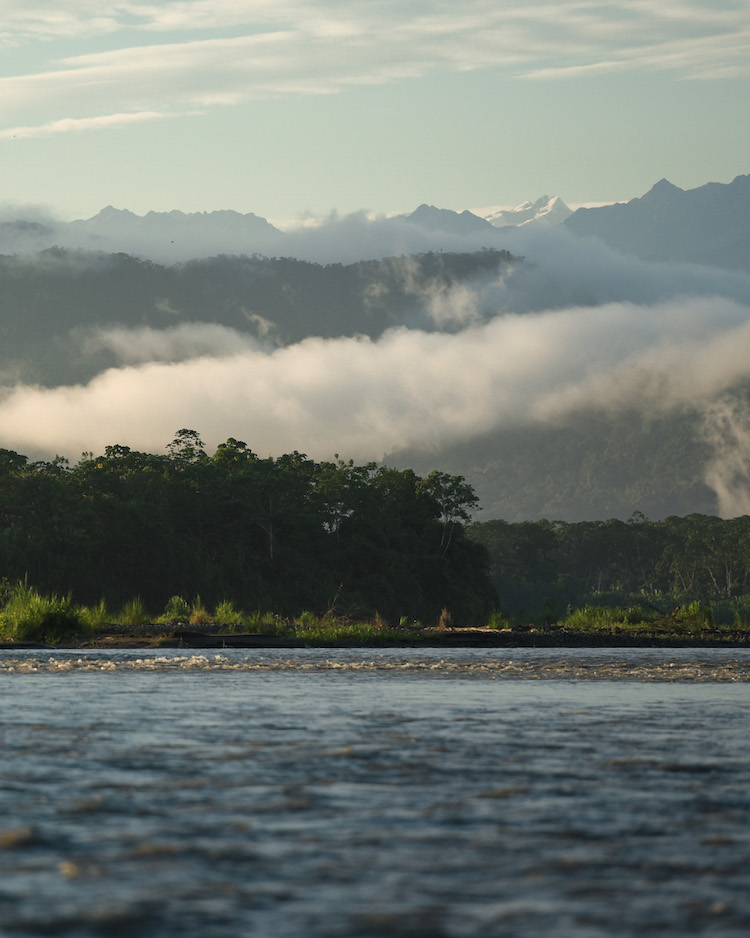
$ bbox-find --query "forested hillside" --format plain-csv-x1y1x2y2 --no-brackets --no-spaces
0,247,515,386
391,406,718,521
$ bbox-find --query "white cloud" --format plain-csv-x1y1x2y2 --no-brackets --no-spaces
0,110,184,139
3,295,750,466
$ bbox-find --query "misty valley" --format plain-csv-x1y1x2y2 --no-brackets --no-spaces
2,174,750,641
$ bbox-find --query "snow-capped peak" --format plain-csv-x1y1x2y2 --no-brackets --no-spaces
480,195,572,229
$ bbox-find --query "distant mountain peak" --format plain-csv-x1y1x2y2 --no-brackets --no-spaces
483,195,572,229
644,178,683,198
405,204,494,234
565,173,750,272
93,205,139,219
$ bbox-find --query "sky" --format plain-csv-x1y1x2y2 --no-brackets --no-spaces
1,0,749,222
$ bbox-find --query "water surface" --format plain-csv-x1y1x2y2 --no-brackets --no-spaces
1,648,749,936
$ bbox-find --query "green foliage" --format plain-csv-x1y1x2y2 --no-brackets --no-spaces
562,604,626,632
160,595,191,624
486,610,511,630
282,618,407,645
559,600,730,639
0,434,494,625
730,595,750,627
213,599,245,628
471,513,750,619
244,611,283,634
81,598,110,630
682,600,714,627
0,580,84,644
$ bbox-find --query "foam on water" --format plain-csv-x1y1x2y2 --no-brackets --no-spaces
2,646,750,680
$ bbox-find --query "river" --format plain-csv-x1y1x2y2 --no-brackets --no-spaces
1,647,749,936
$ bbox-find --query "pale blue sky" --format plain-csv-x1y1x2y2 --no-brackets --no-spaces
1,1,748,222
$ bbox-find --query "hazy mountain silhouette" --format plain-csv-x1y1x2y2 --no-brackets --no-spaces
402,204,497,236
565,174,750,272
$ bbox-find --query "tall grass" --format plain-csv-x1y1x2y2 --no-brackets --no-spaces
117,597,149,627
0,580,85,644
213,600,245,629
80,598,110,630
3,577,748,646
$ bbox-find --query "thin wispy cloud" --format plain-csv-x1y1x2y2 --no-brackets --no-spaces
1,2,747,136
0,110,187,139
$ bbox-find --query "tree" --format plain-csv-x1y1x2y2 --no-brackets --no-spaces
420,470,479,552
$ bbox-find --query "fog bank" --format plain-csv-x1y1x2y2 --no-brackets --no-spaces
2,296,750,472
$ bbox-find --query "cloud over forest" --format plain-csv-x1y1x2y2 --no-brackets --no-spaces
2,294,750,470
3,214,750,516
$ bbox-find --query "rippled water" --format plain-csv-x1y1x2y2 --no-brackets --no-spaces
1,648,749,937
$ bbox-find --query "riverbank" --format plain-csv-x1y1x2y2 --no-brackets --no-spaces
4,625,749,650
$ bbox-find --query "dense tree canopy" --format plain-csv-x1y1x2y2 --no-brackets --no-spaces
0,433,495,623
470,513,750,620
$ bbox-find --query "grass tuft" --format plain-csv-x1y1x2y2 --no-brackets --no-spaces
81,598,110,630
189,595,211,626
0,580,84,644
213,599,245,629
117,597,149,628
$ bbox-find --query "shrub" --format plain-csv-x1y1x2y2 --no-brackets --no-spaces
681,600,714,628
161,595,190,624
730,595,750,627
437,608,453,630
562,604,618,631
244,611,286,634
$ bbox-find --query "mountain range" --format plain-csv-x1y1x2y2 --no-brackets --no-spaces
1,174,748,272
564,174,750,272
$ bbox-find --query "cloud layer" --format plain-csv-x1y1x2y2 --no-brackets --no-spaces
2,295,750,472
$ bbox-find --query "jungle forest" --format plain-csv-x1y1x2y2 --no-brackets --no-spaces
3,429,750,633
0,430,493,624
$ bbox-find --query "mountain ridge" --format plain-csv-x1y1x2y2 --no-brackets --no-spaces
564,173,750,270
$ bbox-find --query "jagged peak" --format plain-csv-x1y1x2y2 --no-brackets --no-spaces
645,178,683,197
92,205,139,219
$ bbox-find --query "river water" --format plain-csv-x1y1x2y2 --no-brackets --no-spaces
1,647,749,937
